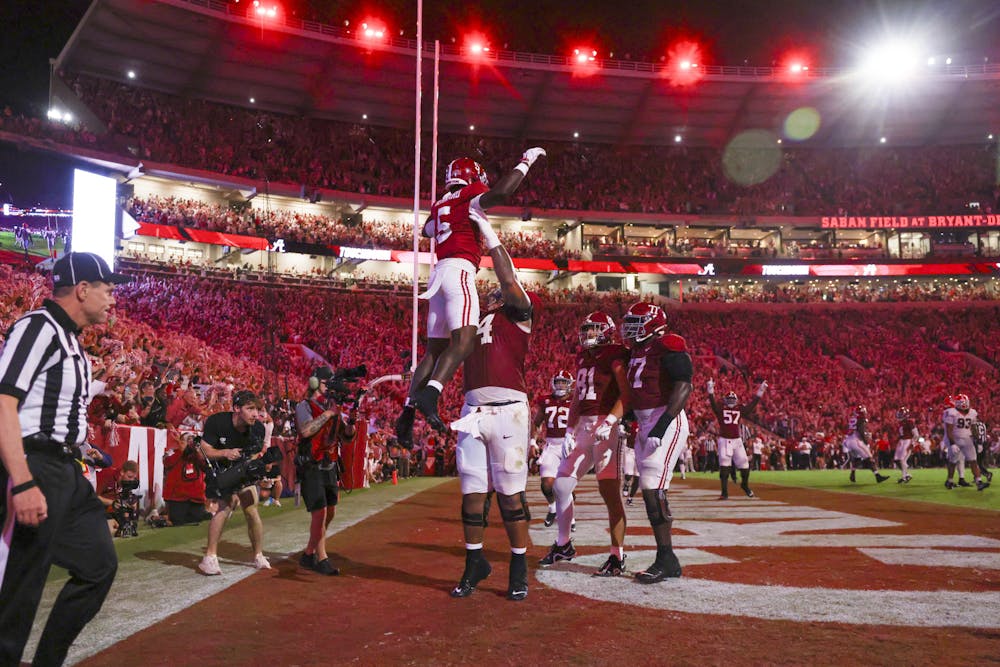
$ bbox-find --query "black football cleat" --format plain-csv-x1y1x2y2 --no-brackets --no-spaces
543,511,556,527
635,551,682,584
977,480,990,492
394,406,415,450
849,470,856,483
298,552,316,570
718,494,728,500
875,474,890,483
957,478,972,487
313,558,340,576
741,484,755,498
413,386,447,433
538,541,576,566
593,554,626,577
450,557,492,598
944,480,956,490
506,555,528,601
986,471,994,483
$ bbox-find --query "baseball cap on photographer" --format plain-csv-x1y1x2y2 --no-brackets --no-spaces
52,252,131,288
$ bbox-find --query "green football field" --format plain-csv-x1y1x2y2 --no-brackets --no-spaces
0,229,66,258
684,467,998,510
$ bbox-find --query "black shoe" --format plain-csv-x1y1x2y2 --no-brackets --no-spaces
543,511,556,527
957,478,972,487
626,497,634,506
741,484,755,498
945,480,956,490
977,479,990,492
897,478,905,484
299,552,316,569
593,554,626,577
571,520,576,532
635,551,682,584
413,386,447,433
875,474,890,483
538,541,576,566
450,557,492,598
986,471,994,483
394,406,415,450
849,470,856,483
506,555,528,601
313,558,340,576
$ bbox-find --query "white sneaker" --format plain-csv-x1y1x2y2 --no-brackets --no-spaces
261,498,274,507
198,555,221,576
271,499,281,507
253,553,271,570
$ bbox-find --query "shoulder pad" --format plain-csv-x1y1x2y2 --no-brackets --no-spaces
659,333,687,352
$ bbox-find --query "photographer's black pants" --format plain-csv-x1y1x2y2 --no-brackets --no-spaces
0,451,118,666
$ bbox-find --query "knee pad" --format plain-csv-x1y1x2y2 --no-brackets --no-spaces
462,493,490,527
498,491,530,523
642,489,672,527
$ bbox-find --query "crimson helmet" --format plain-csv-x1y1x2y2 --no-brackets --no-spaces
445,157,489,189
723,391,738,408
551,370,573,397
484,287,503,312
621,302,667,344
954,394,970,411
944,394,955,409
579,311,617,349
896,407,909,420
854,405,867,418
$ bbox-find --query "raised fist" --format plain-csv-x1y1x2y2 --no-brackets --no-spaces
520,147,546,168
756,380,768,397
706,378,715,394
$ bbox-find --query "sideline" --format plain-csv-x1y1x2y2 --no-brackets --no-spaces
22,478,450,666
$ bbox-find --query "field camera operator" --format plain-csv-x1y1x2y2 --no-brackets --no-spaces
295,365,366,576
97,460,142,537
196,390,281,575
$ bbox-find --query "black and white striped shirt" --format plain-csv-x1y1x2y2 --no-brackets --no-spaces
0,300,92,447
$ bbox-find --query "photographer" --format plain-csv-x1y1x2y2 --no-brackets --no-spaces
98,460,142,537
162,432,210,525
196,390,272,575
295,366,361,576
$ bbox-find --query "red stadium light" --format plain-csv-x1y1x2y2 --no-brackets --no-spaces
360,19,387,41
464,32,492,57
664,40,705,86
252,0,278,18
574,48,598,65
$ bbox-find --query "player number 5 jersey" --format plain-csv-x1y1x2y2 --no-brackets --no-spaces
425,182,490,269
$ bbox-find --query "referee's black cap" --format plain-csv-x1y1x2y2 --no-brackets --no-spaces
53,252,131,288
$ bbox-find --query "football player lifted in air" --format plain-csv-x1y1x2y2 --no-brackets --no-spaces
532,370,574,527
621,302,693,583
706,378,767,499
539,311,630,577
943,394,990,491
448,241,540,601
893,407,919,484
396,148,546,447
841,405,890,484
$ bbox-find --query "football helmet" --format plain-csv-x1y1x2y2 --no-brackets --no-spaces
896,407,909,420
484,287,503,312
621,302,667,344
579,311,617,349
854,405,867,418
551,370,573,397
445,157,489,189
953,394,970,412
723,392,738,409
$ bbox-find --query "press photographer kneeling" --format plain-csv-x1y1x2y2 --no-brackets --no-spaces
296,365,365,576
197,390,281,575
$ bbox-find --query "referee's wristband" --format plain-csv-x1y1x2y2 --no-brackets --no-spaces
11,479,38,496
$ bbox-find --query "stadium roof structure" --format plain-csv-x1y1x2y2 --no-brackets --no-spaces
55,0,1000,148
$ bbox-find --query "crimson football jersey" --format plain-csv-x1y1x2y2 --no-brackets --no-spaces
709,394,760,439
425,182,490,268
626,333,690,411
573,344,629,417
536,393,571,438
463,308,530,399
897,418,917,441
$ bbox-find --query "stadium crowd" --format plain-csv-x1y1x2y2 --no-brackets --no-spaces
3,74,999,219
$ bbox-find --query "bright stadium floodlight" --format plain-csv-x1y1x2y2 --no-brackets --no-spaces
574,48,597,65
858,39,923,82
361,20,387,41
464,32,492,58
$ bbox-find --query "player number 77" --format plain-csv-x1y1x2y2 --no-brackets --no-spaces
626,357,646,389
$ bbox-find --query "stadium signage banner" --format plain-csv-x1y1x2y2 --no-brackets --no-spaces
748,263,997,277
821,215,1000,229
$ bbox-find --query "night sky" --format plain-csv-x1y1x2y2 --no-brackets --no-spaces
0,0,998,206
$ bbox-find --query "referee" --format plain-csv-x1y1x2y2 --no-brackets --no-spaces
0,252,129,666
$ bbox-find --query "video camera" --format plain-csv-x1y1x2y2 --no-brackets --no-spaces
211,445,284,492
312,364,368,405
113,478,141,538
